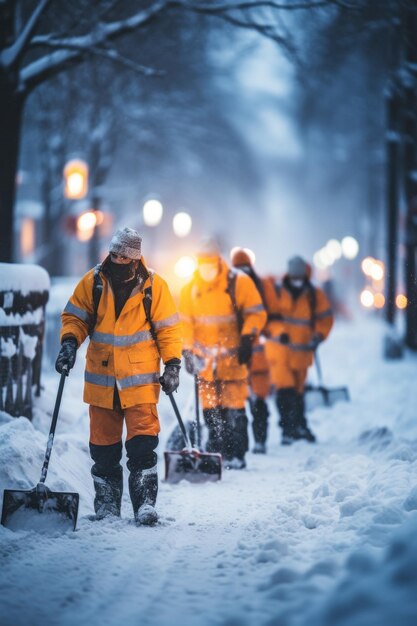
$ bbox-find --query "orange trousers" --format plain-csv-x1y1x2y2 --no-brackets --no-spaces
89,403,160,446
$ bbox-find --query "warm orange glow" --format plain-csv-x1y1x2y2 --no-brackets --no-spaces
361,257,375,276
360,289,374,308
94,210,104,225
21,218,35,256
374,293,385,309
64,159,88,199
371,262,384,281
396,294,407,309
76,211,97,241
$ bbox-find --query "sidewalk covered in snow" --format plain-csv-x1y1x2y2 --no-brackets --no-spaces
1,316,417,626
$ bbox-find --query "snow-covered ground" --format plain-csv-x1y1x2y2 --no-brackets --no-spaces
1,315,417,626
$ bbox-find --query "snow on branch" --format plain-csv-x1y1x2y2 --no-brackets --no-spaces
167,0,331,11
0,0,51,70
20,0,168,93
27,37,163,79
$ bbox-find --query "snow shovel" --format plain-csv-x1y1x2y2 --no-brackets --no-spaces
1,366,79,532
164,392,222,484
305,352,350,411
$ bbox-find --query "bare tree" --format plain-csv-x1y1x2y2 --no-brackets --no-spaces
1,0,340,263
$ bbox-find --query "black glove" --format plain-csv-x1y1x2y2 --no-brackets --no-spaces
159,363,180,394
55,337,78,374
238,334,253,365
279,332,290,345
182,350,205,375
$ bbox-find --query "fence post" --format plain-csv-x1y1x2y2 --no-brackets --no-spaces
0,263,50,419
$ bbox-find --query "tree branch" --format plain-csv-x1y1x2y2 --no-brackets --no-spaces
1,0,51,69
26,36,163,79
167,0,331,12
20,0,168,93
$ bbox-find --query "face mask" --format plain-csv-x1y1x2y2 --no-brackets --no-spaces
198,263,219,282
290,278,304,289
109,260,136,283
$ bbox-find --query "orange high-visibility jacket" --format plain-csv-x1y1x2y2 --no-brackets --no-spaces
262,276,333,370
60,258,182,409
180,259,267,382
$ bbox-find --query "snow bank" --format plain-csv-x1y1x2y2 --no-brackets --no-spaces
300,513,417,626
0,263,50,295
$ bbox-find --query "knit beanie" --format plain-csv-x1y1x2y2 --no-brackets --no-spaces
287,255,308,278
196,237,221,260
109,227,142,260
230,247,253,268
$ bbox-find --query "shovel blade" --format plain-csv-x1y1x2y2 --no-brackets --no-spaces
1,485,79,532
305,385,350,411
164,450,222,484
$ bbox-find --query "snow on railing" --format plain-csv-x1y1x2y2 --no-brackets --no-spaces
0,263,50,419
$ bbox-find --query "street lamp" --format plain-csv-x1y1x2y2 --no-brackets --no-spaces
63,159,88,200
143,199,163,226
76,210,97,242
173,211,192,237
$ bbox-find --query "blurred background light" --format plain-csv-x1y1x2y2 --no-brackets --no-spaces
143,199,163,227
174,255,196,278
173,212,192,238
342,236,359,260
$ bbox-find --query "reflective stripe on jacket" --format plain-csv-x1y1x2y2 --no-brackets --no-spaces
262,276,333,370
60,259,182,409
180,259,267,382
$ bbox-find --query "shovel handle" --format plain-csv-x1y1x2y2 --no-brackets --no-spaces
39,366,68,484
168,392,193,450
194,376,202,449
314,351,323,386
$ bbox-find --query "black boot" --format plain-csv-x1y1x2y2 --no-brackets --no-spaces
203,408,224,454
293,392,316,443
91,467,123,520
276,388,299,445
223,408,249,469
90,441,123,519
250,397,269,453
126,434,159,526
129,466,158,526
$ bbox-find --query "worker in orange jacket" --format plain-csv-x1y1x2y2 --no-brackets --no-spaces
230,247,271,454
263,255,333,444
180,239,267,469
55,227,182,525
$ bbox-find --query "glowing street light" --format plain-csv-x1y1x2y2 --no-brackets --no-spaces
174,256,196,278
370,262,384,282
341,236,359,260
63,159,88,200
76,210,97,241
396,294,407,309
361,257,375,276
173,212,192,237
360,289,374,308
374,293,385,309
143,199,163,227
325,239,342,261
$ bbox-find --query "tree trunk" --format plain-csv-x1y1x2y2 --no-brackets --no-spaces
385,87,400,325
0,74,24,263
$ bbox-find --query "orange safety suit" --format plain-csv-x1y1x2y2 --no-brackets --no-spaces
262,276,333,393
180,259,267,410
61,257,182,444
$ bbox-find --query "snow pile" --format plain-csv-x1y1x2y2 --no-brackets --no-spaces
300,513,417,626
0,263,50,294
